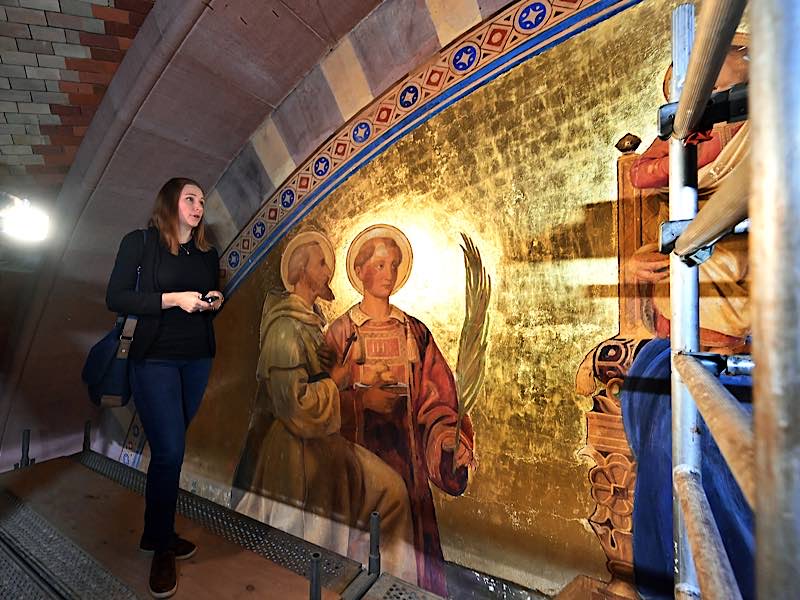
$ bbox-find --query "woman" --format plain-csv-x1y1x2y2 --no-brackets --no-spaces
106,177,224,599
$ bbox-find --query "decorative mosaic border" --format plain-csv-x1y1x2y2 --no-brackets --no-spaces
219,0,644,295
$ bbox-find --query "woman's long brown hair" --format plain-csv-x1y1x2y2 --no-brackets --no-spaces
148,177,211,255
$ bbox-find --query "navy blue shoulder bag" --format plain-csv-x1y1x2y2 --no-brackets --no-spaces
81,229,146,407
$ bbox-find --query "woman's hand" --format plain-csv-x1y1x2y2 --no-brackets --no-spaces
162,291,208,313
205,290,224,311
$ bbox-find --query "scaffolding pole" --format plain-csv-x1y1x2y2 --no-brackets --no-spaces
674,466,743,600
751,1,800,597
669,5,701,598
673,0,748,139
673,354,754,508
673,157,748,259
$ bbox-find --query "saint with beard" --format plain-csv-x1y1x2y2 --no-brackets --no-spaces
233,231,416,583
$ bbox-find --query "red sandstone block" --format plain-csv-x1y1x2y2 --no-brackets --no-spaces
58,81,93,95
90,47,123,62
50,105,80,116
72,126,87,136
105,22,138,38
79,105,96,117
67,92,102,106
57,114,91,125
129,11,146,27
114,0,154,15
42,153,74,166
78,32,119,49
77,71,112,84
47,133,82,146
65,58,117,73
91,6,130,24
117,37,132,50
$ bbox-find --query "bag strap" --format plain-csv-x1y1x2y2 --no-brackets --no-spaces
116,229,148,359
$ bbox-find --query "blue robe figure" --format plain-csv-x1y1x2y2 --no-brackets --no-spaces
621,338,754,599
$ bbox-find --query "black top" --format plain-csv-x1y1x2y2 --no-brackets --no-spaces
105,227,219,360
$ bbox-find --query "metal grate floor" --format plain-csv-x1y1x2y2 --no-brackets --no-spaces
0,489,138,600
362,573,445,600
0,541,60,600
75,450,362,593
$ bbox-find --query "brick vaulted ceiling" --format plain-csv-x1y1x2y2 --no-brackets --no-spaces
0,0,155,204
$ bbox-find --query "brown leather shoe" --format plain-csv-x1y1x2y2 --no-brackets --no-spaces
148,550,177,599
140,535,197,560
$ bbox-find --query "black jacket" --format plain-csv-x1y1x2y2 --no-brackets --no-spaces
105,226,219,360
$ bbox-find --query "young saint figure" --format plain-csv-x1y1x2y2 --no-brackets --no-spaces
325,225,476,596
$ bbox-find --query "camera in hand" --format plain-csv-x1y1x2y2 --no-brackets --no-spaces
202,295,219,304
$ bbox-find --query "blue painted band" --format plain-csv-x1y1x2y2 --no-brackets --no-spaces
224,0,643,295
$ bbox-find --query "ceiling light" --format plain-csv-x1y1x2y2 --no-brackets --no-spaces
0,196,50,243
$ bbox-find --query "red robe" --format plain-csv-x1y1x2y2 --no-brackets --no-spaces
326,306,474,596
630,122,744,189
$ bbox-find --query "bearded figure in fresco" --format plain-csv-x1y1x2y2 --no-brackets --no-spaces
324,225,486,596
233,231,416,583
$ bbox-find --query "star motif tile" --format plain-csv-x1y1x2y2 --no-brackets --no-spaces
516,3,549,33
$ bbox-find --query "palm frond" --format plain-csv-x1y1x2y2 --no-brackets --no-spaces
455,232,491,421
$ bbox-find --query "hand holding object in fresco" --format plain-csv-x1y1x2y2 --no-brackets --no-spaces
328,361,351,390
628,243,669,283
361,383,404,415
317,341,352,389
429,430,475,475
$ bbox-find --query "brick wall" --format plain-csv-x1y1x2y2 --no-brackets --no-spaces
0,0,155,201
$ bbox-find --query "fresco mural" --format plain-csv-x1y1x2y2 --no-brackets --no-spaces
104,0,752,596
231,231,417,584
228,224,490,595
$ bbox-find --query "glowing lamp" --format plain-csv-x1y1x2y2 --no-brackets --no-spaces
0,197,50,243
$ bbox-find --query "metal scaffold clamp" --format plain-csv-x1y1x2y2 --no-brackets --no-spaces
659,218,749,266
658,83,748,140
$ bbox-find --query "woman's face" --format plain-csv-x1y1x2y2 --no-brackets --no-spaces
177,184,204,231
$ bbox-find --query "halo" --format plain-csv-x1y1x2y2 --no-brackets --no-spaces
280,231,335,293
346,224,413,295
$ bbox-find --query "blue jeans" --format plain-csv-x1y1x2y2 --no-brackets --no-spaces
131,358,212,551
